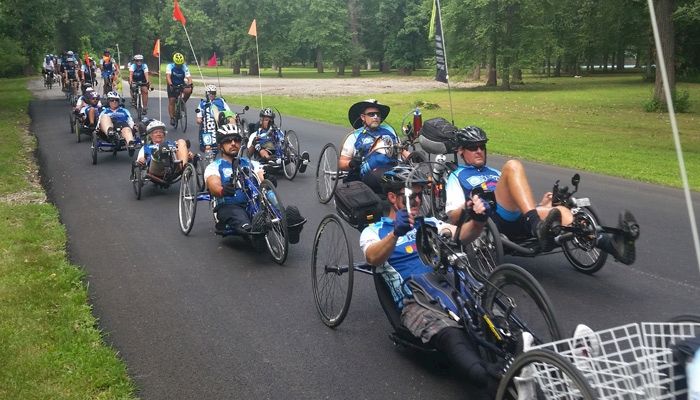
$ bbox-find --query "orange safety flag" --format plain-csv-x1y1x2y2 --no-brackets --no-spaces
248,19,257,37
152,39,161,57
207,53,217,67
84,52,90,66
173,0,186,26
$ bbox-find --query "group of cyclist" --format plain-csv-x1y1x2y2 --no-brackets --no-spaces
340,99,641,398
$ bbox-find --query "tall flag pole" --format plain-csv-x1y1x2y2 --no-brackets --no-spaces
173,0,206,88
430,0,455,124
647,0,700,273
153,38,162,121
248,19,263,109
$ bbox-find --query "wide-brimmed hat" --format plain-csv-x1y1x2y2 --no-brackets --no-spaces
348,99,390,129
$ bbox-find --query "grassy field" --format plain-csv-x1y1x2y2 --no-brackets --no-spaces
0,78,137,400
228,74,700,190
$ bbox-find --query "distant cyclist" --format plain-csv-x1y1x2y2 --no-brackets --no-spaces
196,84,235,150
100,50,119,95
129,54,151,113
166,52,193,126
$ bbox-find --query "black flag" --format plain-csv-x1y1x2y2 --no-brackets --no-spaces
432,0,448,83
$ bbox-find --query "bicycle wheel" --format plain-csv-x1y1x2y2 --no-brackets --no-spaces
136,91,143,121
562,206,608,274
483,264,562,350
282,130,300,181
315,143,339,204
91,133,98,165
195,157,209,192
178,163,198,235
180,99,188,132
496,349,596,400
173,100,181,129
312,214,354,328
466,217,504,281
131,163,146,200
259,179,289,265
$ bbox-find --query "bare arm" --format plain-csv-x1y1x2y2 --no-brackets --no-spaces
207,175,225,197
364,231,399,267
339,155,352,171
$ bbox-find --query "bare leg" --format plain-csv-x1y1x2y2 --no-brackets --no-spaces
98,114,114,138
175,139,189,168
121,127,134,144
141,86,148,109
182,87,193,102
168,97,176,121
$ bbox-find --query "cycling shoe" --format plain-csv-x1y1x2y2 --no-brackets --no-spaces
536,208,561,252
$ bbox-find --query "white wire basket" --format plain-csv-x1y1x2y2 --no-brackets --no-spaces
517,322,700,400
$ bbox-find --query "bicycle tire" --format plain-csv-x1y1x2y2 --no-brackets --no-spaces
75,119,82,143
312,214,354,328
259,180,289,265
282,130,300,181
483,264,562,351
467,217,504,281
178,163,198,235
495,349,597,400
562,206,608,274
315,143,339,204
195,157,209,192
667,314,700,323
180,99,188,132
173,100,181,130
136,91,143,121
91,133,98,165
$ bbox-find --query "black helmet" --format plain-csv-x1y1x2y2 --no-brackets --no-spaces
216,124,242,144
259,107,275,120
455,126,488,147
381,165,428,194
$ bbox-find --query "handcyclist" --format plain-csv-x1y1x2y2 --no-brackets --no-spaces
195,84,234,150
339,99,409,193
79,92,102,129
97,91,137,156
360,166,500,399
444,126,640,264
205,124,266,235
129,54,151,113
246,108,277,162
166,52,193,126
100,50,119,95
135,120,191,177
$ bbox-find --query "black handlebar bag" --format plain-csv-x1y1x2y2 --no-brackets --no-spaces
418,117,458,154
335,181,382,230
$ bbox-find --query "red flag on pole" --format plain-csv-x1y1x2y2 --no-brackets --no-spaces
173,0,186,26
207,53,217,67
84,52,90,66
248,19,257,37
152,39,161,57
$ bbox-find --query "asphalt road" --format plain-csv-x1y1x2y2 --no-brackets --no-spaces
32,86,700,400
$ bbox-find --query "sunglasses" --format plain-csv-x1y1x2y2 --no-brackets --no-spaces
109,99,119,102
363,112,382,118
464,143,486,151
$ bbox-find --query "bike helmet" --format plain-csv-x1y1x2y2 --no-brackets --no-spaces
381,165,429,194
67,50,74,56
106,91,120,101
259,107,275,120
216,123,242,144
205,84,217,95
455,126,488,147
88,92,100,101
146,120,167,135
173,52,185,65
133,54,144,61
66,57,76,63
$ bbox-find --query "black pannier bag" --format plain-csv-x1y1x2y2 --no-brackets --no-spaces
418,117,458,154
335,181,382,229
285,205,307,244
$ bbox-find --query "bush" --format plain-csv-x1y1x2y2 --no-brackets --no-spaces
643,89,691,113
0,37,28,78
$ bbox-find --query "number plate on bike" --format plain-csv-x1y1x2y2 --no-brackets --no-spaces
574,197,591,207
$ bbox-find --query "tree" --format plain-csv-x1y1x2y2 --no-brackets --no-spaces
652,0,676,104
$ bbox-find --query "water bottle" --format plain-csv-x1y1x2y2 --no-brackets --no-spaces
412,107,422,139
690,348,700,400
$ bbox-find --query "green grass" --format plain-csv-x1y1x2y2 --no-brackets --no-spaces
150,64,434,79
228,74,700,190
0,78,137,400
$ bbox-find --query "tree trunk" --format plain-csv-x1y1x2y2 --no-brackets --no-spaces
512,68,522,84
546,57,551,77
316,48,324,73
337,63,345,76
278,65,283,77
348,0,362,76
616,48,625,71
381,61,390,73
653,0,676,102
249,57,258,76
486,0,499,86
233,60,241,75
554,57,561,77
471,64,481,81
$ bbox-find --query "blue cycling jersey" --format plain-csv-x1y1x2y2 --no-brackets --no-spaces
99,107,133,126
349,124,398,176
142,141,176,160
166,63,190,85
101,60,115,78
206,158,258,206
130,63,148,82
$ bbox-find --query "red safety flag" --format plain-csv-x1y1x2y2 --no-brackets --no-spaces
248,19,257,37
173,0,186,26
152,39,160,57
84,52,90,66
207,53,217,67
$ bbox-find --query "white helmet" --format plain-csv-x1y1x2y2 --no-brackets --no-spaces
106,91,120,100
205,84,217,95
133,54,144,61
146,120,167,135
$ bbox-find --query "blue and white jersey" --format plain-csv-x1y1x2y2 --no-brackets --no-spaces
196,98,231,121
129,63,149,82
444,164,501,215
80,103,102,117
341,123,399,176
203,157,262,206
99,107,134,127
166,63,191,85
360,216,443,309
101,59,115,78
136,140,177,162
